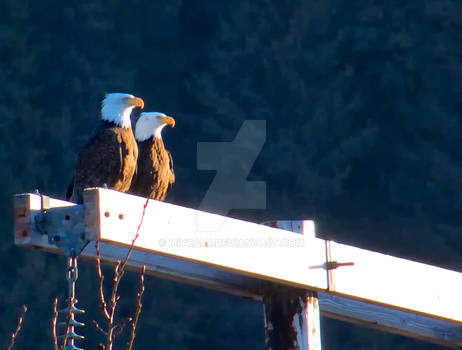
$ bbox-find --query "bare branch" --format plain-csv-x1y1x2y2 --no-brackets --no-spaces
7,305,27,350
92,320,108,336
105,260,121,348
52,298,59,350
118,198,150,278
127,265,146,350
114,317,133,338
96,240,110,320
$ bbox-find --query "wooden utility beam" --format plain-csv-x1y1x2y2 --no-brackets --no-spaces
13,189,462,348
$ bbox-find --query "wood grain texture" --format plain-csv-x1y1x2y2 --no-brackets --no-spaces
319,292,462,348
304,292,322,350
263,288,321,350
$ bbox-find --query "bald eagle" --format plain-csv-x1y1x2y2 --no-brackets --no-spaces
129,112,175,200
66,93,144,203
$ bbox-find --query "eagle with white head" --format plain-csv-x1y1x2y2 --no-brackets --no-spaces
66,93,144,203
129,112,175,200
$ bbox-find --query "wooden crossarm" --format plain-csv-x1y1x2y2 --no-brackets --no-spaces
13,188,462,348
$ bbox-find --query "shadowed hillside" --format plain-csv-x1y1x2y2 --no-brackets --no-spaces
1,0,461,349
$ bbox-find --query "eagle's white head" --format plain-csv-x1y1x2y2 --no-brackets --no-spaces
135,112,175,141
101,93,144,128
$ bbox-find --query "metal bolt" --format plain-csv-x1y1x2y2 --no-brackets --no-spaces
104,211,110,218
324,261,354,270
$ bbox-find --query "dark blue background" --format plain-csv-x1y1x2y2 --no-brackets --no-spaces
1,1,461,348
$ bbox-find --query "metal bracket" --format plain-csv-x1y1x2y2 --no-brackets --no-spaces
33,203,87,349
34,205,88,256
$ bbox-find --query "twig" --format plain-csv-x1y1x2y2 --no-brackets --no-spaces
127,265,146,350
119,197,150,277
113,317,133,338
92,320,108,336
52,298,59,350
106,260,121,348
96,240,110,320
7,305,27,350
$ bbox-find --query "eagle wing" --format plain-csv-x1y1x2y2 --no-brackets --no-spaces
70,125,135,203
167,150,175,193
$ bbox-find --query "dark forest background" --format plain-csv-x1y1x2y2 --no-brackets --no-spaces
1,0,462,349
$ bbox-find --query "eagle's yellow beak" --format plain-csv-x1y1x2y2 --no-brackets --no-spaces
126,96,144,109
162,116,175,128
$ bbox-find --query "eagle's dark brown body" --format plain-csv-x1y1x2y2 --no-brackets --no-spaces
129,137,174,200
67,121,138,203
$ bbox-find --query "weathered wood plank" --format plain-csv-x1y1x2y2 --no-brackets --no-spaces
13,193,263,298
263,288,322,350
327,241,462,324
83,242,264,299
262,220,322,349
318,293,462,349
305,292,322,350
14,193,75,246
83,188,328,290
